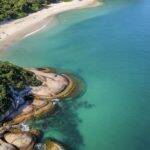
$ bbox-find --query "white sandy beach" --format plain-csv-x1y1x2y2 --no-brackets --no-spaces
0,0,102,50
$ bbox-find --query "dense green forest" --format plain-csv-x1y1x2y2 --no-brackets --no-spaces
0,61,41,114
0,0,58,22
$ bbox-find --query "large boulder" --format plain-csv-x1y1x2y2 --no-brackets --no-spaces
0,139,17,150
4,132,34,150
30,69,68,98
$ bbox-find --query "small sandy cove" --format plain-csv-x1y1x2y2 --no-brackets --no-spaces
0,0,102,50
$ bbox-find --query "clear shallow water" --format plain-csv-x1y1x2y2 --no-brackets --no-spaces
1,0,150,149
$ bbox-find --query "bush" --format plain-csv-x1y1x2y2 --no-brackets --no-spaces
0,0,50,21
0,61,42,114
0,85,11,114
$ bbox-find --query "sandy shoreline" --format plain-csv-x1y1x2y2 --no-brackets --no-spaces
0,0,102,50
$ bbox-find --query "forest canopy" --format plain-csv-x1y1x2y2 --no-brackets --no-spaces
0,61,41,114
0,0,58,21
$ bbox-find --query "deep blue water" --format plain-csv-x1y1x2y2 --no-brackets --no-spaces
1,0,150,149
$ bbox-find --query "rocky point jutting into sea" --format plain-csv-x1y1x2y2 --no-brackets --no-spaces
1,0,150,150
0,62,79,150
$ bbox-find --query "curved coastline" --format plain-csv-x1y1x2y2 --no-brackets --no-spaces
0,0,102,50
0,0,102,149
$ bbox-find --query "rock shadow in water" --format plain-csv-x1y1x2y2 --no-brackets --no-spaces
29,99,94,150
28,69,93,150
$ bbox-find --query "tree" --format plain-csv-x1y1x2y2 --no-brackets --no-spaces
0,61,42,114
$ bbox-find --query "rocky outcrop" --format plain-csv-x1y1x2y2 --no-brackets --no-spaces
0,129,65,150
0,139,17,150
30,69,69,99
4,132,34,150
5,69,77,125
30,68,77,99
0,68,78,150
11,100,54,124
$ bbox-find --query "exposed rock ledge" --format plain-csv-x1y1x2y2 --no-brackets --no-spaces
2,68,77,125
0,68,78,150
30,68,76,99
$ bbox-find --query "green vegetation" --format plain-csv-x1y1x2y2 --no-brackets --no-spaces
0,61,42,114
0,85,11,115
0,0,59,22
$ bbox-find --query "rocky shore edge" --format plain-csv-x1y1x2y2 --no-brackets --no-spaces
0,127,65,150
0,67,79,150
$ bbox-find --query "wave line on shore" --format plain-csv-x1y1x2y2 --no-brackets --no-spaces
23,24,47,38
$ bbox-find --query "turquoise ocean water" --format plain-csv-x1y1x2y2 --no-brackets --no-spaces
1,0,150,149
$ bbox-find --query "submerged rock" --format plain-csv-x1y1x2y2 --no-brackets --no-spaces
34,143,45,150
45,140,65,150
